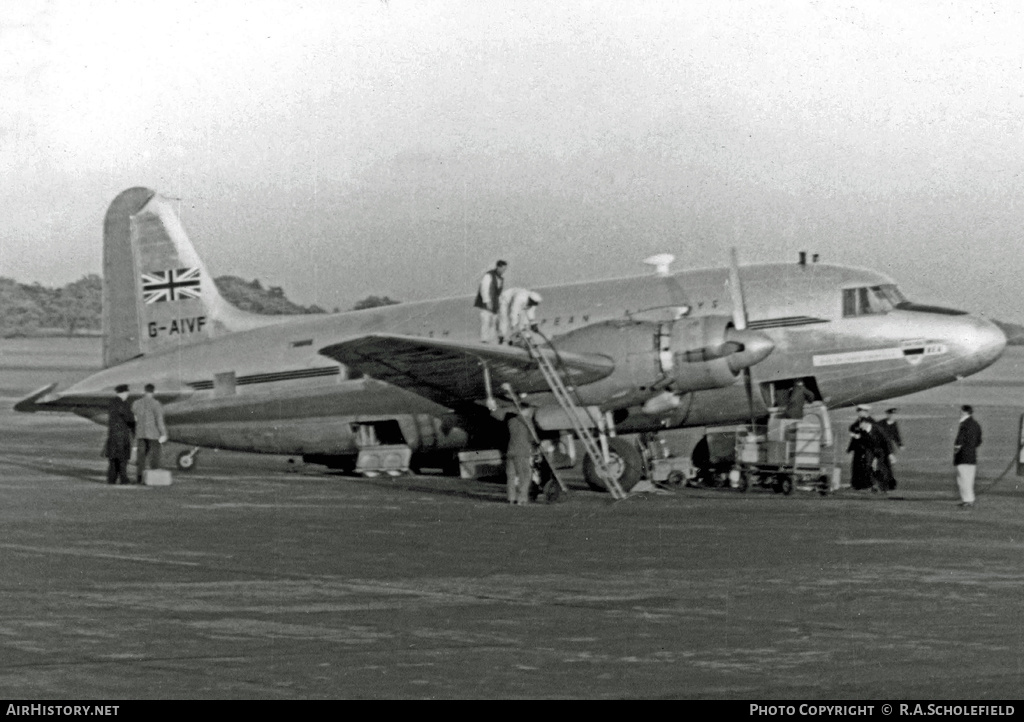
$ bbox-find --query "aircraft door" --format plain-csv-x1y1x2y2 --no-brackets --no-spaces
762,376,823,411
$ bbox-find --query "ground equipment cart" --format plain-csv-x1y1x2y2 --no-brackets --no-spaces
730,405,839,495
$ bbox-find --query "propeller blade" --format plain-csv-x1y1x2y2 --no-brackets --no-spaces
743,368,757,427
729,248,757,425
728,247,747,331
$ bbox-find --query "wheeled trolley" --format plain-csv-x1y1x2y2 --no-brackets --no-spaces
730,407,839,495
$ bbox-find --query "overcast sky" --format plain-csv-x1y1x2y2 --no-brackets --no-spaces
2,0,1022,318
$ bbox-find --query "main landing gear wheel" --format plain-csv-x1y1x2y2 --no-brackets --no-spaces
583,436,643,493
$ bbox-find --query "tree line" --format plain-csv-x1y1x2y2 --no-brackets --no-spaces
0,275,399,337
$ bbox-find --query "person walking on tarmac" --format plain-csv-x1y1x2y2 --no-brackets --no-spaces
847,407,888,491
474,260,507,344
954,405,983,508
132,383,168,484
489,397,539,505
498,287,542,344
877,407,903,490
848,403,874,433
104,384,135,485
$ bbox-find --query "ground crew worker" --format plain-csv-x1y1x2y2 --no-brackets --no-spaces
104,384,135,485
504,402,539,505
132,383,168,484
474,260,507,343
783,379,815,420
498,287,542,344
487,396,539,505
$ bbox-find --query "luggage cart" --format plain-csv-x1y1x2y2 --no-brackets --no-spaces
730,408,838,495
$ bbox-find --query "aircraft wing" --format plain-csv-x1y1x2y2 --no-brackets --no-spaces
319,334,614,409
13,383,191,413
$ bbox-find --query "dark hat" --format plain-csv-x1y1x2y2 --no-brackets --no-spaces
115,384,129,393
144,383,155,392
496,259,508,267
886,407,897,414
962,404,973,414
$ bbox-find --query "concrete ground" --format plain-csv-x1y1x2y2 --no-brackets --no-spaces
2,397,1024,699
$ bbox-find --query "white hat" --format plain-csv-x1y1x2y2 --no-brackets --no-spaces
856,404,871,411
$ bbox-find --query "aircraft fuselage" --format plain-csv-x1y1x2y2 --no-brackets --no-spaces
68,262,1006,458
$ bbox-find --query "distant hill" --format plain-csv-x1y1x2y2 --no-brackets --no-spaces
0,274,327,337
212,276,326,315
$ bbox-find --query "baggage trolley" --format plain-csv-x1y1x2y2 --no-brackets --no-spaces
730,411,838,495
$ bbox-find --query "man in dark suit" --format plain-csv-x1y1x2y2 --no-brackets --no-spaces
954,404,983,508
104,384,136,485
877,407,903,490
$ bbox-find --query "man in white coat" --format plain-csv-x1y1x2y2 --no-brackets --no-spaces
132,383,168,484
498,288,542,344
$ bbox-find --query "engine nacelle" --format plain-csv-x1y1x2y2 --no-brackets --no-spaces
664,316,739,391
552,319,665,408
551,316,774,408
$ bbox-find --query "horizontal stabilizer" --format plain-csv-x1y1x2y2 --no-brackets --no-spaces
319,334,614,409
13,383,191,413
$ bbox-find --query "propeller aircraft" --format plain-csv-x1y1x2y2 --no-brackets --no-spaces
15,188,1007,491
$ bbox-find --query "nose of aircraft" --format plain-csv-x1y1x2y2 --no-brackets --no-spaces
952,315,1007,375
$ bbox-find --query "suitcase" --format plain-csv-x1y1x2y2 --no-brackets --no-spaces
143,469,172,486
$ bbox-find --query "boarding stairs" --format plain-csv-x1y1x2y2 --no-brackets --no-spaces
511,331,628,500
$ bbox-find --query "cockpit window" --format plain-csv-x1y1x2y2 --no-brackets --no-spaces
842,284,907,317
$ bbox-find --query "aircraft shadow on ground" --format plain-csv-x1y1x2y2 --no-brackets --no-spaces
308,468,594,504
0,455,109,485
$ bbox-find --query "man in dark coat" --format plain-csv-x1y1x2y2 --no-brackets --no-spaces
474,260,507,343
877,407,903,490
848,404,874,434
847,414,888,491
783,379,815,420
954,405,983,508
104,384,136,485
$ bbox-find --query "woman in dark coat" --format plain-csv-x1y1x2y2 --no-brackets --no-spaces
847,418,888,491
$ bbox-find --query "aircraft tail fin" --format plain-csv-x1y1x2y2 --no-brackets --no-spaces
102,188,275,368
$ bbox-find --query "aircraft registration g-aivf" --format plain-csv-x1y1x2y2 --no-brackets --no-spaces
16,187,1007,491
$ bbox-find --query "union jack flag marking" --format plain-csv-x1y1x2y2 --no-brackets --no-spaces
141,267,202,304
